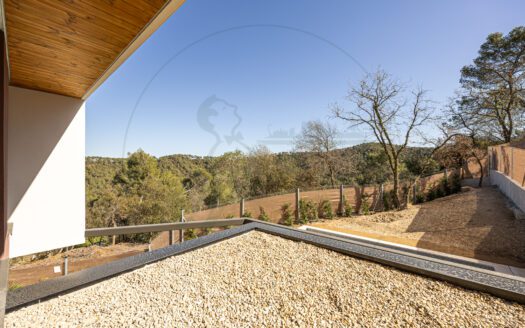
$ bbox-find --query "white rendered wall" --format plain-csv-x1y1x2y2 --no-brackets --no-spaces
490,170,525,213
7,86,85,258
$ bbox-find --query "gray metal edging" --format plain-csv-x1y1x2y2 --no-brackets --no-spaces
244,220,525,303
7,222,254,312
7,220,525,313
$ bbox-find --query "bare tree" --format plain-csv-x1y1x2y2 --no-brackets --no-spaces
295,120,340,187
442,102,493,187
333,70,432,208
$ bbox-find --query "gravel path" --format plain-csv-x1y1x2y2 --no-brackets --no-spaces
6,231,525,327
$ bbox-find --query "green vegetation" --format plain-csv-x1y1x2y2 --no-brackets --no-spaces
258,207,270,222
318,200,334,219
280,203,293,226
86,144,441,235
299,199,318,224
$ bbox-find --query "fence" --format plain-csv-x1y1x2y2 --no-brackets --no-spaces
489,144,525,187
488,143,525,213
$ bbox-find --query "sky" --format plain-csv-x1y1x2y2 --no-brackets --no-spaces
86,0,525,158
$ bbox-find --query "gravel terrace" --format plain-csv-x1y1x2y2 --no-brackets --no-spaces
6,231,525,327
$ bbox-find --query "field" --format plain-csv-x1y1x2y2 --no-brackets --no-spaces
313,186,525,267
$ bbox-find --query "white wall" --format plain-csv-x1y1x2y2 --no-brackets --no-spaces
7,86,85,258
490,170,525,213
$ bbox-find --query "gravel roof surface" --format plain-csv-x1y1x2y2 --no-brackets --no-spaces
6,231,525,327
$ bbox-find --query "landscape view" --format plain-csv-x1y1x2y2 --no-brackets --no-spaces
3,1,525,327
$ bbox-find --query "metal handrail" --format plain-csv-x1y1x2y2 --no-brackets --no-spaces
85,218,245,237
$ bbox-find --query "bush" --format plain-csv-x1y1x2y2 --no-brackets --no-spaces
440,177,451,196
415,192,425,204
318,200,334,219
383,190,394,211
344,202,354,217
258,206,270,222
450,172,462,193
426,187,437,201
185,229,197,240
225,214,235,219
299,199,318,223
281,203,293,226
435,185,445,198
241,211,252,218
201,227,212,236
361,200,370,215
360,192,371,215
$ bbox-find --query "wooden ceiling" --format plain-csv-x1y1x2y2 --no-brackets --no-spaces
4,0,184,99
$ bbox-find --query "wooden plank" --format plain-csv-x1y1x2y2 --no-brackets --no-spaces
4,0,172,98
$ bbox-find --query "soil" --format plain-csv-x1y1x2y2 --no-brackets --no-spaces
312,186,525,267
9,243,147,287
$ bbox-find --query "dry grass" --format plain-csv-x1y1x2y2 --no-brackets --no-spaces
313,187,525,267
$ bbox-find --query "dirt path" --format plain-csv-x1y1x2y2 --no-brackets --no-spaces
312,187,525,267
9,243,147,287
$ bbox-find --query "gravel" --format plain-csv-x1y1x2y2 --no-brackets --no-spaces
6,231,525,327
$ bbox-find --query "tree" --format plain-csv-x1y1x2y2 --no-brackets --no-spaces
460,26,525,143
333,70,432,208
294,120,341,187
440,101,495,187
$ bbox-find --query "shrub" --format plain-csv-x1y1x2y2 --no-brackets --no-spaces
225,214,235,219
185,229,197,240
383,190,394,211
361,201,370,215
258,206,270,222
318,200,334,219
440,177,451,196
299,199,318,223
344,202,353,217
426,187,437,201
281,203,293,226
241,211,252,218
450,172,462,193
435,184,445,198
201,227,212,236
361,192,371,215
415,192,425,204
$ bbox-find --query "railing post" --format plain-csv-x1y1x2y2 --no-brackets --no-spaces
338,184,344,215
179,209,185,243
295,188,300,223
240,198,245,217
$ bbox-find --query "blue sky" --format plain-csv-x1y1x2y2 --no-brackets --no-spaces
86,0,525,157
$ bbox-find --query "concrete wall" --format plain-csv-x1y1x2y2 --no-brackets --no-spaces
490,170,525,213
7,86,85,257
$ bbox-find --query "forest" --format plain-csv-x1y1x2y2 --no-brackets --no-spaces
86,143,440,230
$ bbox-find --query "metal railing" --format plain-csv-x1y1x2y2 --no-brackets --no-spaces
85,218,245,244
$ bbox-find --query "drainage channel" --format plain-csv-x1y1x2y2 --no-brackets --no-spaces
301,226,495,271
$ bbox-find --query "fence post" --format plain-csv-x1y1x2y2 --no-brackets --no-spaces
295,188,300,223
338,184,344,215
379,184,384,211
412,184,417,204
62,256,68,276
240,198,245,217
179,209,185,243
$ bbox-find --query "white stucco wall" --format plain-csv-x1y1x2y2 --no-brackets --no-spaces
7,86,85,258
490,170,525,213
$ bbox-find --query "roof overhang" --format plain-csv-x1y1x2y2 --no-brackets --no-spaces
3,0,185,99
